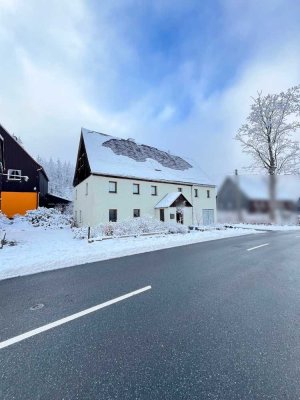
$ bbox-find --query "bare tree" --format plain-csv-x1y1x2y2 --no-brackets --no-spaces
236,86,300,221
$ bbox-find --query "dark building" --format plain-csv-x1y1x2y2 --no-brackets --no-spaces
0,124,49,217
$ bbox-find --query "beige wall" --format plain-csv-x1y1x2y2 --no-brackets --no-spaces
74,175,216,227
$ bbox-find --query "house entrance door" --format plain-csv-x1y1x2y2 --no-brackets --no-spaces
176,210,183,224
203,209,214,225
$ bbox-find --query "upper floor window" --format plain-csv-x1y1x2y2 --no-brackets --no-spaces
8,169,22,181
207,190,210,198
109,181,117,193
194,188,198,197
178,187,182,192
85,182,88,196
133,183,140,194
75,189,77,200
151,185,157,196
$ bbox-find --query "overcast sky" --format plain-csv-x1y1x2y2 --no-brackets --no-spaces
1,0,300,182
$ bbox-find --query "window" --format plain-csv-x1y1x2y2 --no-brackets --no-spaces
194,188,198,197
151,185,157,196
133,209,140,218
8,169,21,181
170,213,175,220
85,182,88,196
75,190,77,200
178,187,182,192
109,209,117,222
75,211,77,222
133,183,140,194
109,181,117,193
160,209,165,222
207,190,210,198
79,210,82,223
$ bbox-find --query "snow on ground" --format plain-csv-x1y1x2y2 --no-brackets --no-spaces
0,219,261,281
229,223,300,231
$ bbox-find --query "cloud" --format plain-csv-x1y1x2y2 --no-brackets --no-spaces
0,0,299,184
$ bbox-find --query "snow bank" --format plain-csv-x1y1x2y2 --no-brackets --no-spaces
230,223,300,231
0,212,11,228
0,219,261,281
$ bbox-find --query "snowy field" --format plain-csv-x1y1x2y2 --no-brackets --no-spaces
0,217,261,281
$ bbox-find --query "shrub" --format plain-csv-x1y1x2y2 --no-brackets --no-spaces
21,207,73,229
73,216,188,239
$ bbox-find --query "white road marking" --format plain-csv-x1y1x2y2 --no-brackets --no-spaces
0,286,152,350
247,243,269,252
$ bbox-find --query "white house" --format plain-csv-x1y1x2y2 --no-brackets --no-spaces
73,128,216,227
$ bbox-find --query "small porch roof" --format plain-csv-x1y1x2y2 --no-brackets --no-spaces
155,192,192,209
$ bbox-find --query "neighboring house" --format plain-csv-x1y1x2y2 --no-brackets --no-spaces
0,124,49,218
218,175,300,214
73,128,216,227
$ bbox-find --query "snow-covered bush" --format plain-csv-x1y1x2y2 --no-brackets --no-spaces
73,216,188,239
20,207,73,229
0,212,11,228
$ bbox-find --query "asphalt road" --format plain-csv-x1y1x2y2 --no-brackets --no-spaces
0,231,300,399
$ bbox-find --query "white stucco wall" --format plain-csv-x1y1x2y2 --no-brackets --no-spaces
74,175,216,227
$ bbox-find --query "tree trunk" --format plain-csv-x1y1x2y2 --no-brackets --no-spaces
269,173,277,223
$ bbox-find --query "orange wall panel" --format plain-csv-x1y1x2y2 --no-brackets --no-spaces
1,192,38,218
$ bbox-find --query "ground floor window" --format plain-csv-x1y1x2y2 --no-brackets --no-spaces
133,209,140,218
109,209,117,222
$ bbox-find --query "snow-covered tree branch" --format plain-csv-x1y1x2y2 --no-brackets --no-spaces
37,156,74,200
235,86,300,220
236,86,300,174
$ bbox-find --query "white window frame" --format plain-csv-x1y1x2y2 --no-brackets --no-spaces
151,185,157,196
7,169,22,181
133,183,140,194
109,181,117,193
133,209,140,218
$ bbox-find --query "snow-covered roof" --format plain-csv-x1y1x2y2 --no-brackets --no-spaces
155,192,188,208
228,175,300,201
82,128,214,186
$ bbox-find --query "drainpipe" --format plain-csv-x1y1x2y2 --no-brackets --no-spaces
191,185,194,225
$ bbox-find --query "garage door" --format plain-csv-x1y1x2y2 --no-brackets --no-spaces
203,209,215,225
